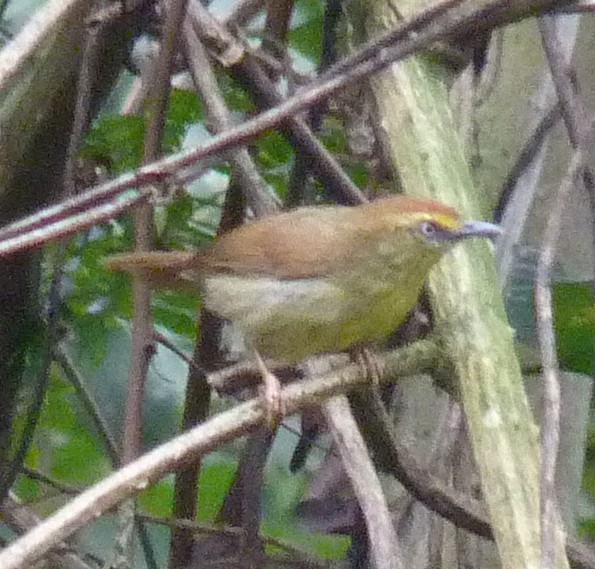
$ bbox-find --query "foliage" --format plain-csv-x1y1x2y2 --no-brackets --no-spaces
553,282,595,376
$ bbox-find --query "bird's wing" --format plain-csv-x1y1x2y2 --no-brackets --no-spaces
196,206,365,279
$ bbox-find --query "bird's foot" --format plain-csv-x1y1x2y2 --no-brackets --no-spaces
254,351,285,429
351,346,385,387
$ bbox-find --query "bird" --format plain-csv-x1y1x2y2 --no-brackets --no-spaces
105,195,501,426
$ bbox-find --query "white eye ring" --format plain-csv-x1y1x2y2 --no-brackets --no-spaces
419,220,439,237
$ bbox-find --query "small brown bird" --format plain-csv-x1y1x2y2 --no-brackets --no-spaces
106,196,501,424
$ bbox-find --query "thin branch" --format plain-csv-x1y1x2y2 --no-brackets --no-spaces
261,0,294,70
122,0,189,467
539,14,595,247
153,331,194,369
351,387,491,537
169,162,268,567
213,429,275,565
54,348,120,464
496,13,580,292
539,17,587,151
287,0,343,206
557,0,595,12
118,2,190,567
182,15,277,216
324,396,404,569
221,0,264,28
0,340,593,569
21,467,82,495
1,493,97,569
207,340,438,394
495,102,561,223
535,148,584,569
0,190,151,256
537,17,593,569
166,159,249,568
188,1,366,206
138,512,245,536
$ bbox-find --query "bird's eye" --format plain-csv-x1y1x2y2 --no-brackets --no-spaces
419,220,440,238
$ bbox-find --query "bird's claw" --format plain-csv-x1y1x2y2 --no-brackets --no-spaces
353,346,384,387
253,350,285,429
261,370,285,430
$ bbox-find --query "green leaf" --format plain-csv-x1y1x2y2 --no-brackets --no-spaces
197,459,237,522
163,88,203,151
82,88,203,173
139,478,174,516
153,290,200,340
578,517,595,540
289,0,324,62
30,367,110,487
219,74,256,114
82,115,145,172
553,282,595,375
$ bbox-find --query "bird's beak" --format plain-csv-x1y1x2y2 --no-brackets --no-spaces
454,220,502,241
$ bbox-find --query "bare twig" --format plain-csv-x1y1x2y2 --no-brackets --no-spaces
1,493,96,569
535,149,584,569
0,340,593,569
122,0,189,467
536,16,593,569
221,0,264,28
153,331,194,368
324,396,403,569
495,102,561,222
188,2,366,205
538,14,595,288
182,17,277,216
213,429,275,566
557,1,595,12
351,387,491,537
118,2,191,568
496,14,580,291
0,190,151,255
167,174,247,567
539,17,588,151
174,24,279,560
21,467,82,495
54,348,120,464
261,0,294,69
287,0,343,206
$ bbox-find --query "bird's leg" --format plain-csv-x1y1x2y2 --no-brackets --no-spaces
350,346,385,387
253,350,285,429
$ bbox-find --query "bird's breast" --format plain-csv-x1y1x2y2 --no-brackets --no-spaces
202,268,427,363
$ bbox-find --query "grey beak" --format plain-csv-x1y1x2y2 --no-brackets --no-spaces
456,220,503,240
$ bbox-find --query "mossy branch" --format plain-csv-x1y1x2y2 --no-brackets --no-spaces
349,1,569,568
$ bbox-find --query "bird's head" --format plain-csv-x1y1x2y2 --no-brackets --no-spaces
349,196,501,278
364,196,501,246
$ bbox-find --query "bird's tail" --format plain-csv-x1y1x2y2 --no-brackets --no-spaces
104,251,200,291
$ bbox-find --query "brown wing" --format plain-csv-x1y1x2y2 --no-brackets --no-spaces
194,196,456,279
196,205,364,279
106,196,457,284
104,207,357,284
